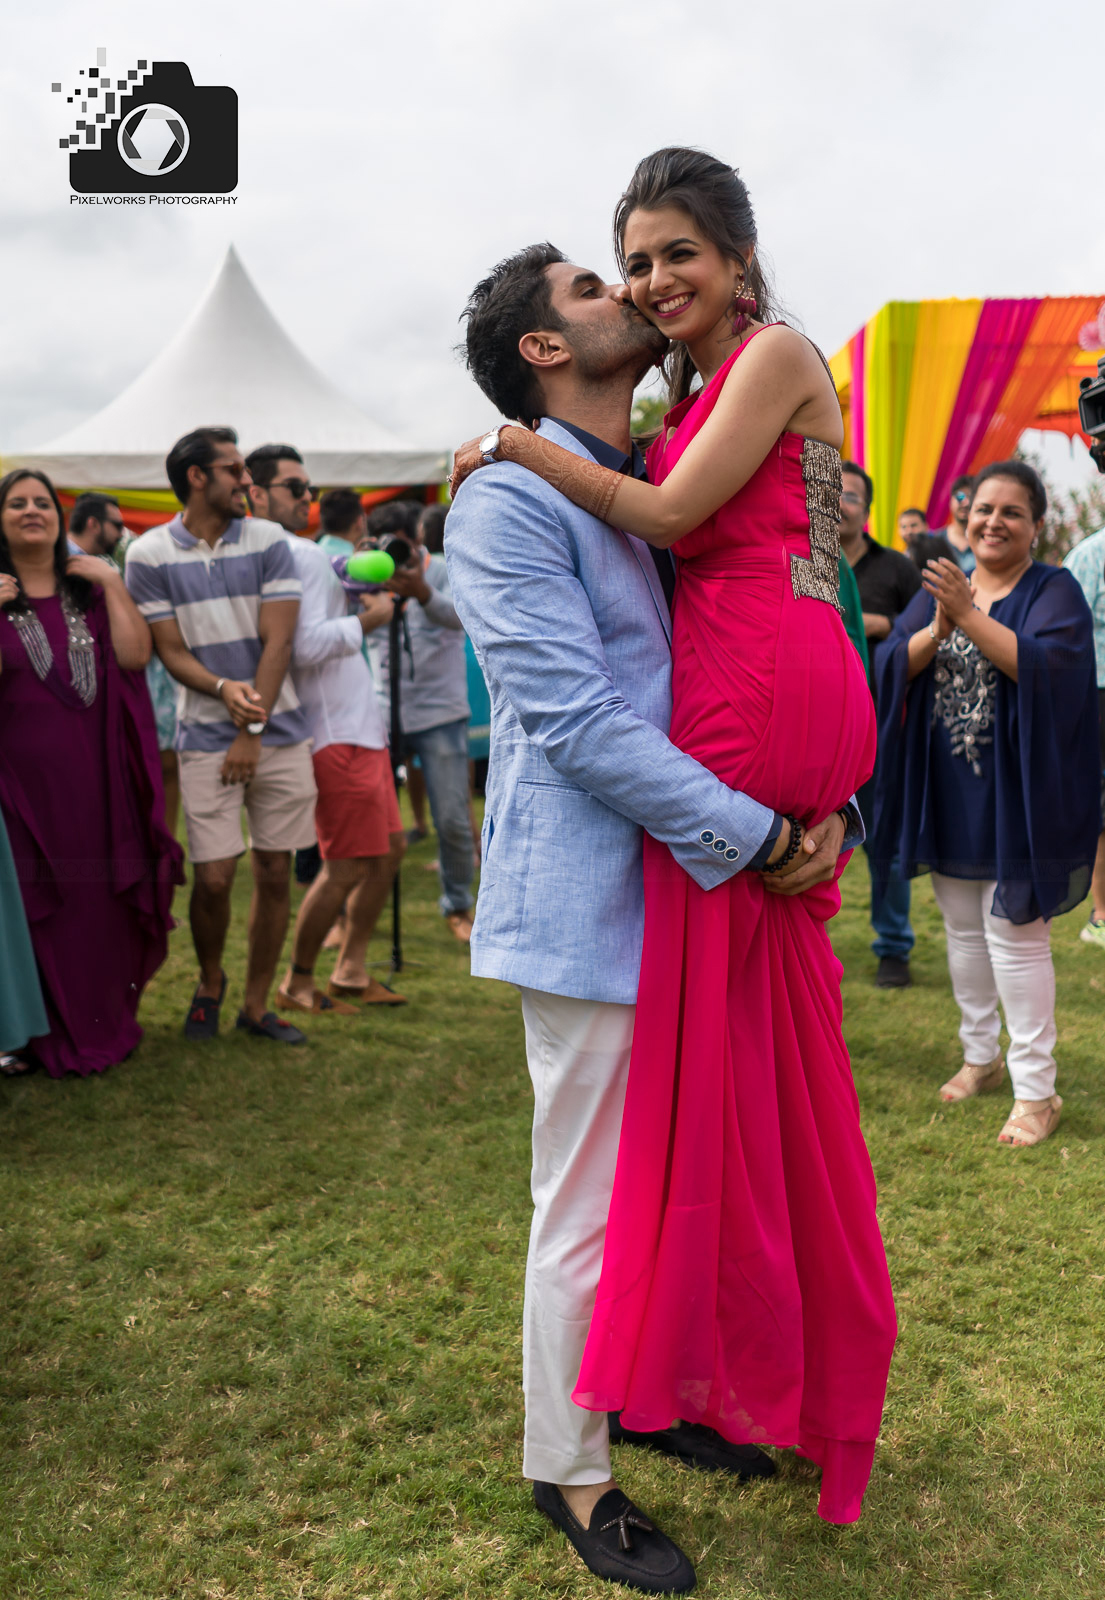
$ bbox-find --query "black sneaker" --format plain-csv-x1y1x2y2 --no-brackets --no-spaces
533,1482,695,1594
183,972,227,1040
235,1010,306,1045
875,956,912,989
608,1414,775,1479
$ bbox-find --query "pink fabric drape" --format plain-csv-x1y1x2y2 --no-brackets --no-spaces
926,298,1041,527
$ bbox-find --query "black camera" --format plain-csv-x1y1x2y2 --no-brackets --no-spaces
367,533,414,569
1079,356,1105,474
70,62,236,194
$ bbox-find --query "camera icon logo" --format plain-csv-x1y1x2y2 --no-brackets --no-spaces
118,103,190,176
58,59,236,194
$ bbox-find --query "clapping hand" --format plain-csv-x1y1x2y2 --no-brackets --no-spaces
921,558,974,627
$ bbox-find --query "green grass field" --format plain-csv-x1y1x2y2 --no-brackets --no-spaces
2,827,1103,1599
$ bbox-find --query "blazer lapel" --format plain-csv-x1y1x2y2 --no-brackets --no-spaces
622,533,673,647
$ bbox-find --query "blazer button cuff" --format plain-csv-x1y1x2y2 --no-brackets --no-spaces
712,839,728,854
700,830,715,844
725,848,740,861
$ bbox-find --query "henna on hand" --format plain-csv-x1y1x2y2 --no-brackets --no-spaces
499,429,624,523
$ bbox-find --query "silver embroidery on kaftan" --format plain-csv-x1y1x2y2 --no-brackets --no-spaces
7,592,97,706
931,627,995,777
790,437,843,613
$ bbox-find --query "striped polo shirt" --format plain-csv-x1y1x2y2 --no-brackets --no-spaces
125,513,309,752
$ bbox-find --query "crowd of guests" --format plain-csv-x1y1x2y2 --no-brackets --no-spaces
1,433,1102,1151
0,426,480,1075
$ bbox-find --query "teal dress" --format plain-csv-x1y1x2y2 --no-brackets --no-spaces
0,805,47,1054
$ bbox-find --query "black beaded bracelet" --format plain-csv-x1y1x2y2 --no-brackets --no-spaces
760,813,804,874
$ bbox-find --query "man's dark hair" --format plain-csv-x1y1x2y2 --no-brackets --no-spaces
319,487,364,535
970,459,1047,522
418,504,448,554
243,443,304,489
908,533,956,571
951,473,975,497
897,506,926,524
460,242,567,421
166,426,238,504
366,500,423,540
841,461,874,510
68,491,120,534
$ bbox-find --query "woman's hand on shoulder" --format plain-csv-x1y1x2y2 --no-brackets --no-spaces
66,552,120,588
449,435,486,499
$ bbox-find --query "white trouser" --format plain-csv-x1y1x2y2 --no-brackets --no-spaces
519,987,635,1487
930,873,1057,1101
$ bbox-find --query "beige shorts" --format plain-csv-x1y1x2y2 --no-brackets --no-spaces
180,741,318,863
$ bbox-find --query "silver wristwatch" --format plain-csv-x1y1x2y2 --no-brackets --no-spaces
479,425,512,464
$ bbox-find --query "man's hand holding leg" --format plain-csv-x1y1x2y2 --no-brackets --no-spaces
760,812,847,897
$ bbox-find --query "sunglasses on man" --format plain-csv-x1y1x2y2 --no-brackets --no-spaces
269,478,318,501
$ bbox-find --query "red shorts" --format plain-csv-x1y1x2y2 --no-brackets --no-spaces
311,743,401,860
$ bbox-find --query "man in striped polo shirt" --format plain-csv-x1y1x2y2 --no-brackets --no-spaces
125,426,317,1045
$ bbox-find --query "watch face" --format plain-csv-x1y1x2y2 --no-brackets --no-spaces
479,430,500,456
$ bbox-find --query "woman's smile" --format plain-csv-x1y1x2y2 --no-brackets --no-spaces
653,291,696,320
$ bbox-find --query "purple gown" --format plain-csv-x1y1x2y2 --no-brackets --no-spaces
0,589,183,1077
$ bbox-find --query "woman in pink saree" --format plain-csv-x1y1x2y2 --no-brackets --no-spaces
460,148,897,1524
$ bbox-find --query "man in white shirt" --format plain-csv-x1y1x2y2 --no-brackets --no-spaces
273,505,409,1013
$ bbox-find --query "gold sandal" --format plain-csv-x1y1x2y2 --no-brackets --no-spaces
997,1095,1063,1147
938,1054,1005,1103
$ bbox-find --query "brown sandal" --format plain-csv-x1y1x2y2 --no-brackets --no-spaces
275,988,358,1016
939,1054,1005,1102
997,1094,1063,1147
326,977,408,1006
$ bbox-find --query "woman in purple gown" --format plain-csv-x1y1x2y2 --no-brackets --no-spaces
0,469,182,1078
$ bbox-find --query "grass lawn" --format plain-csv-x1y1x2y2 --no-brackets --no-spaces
2,825,1104,1599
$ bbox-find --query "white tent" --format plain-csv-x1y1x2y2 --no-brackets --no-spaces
7,246,448,489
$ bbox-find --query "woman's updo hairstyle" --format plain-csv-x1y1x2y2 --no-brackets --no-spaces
614,146,778,405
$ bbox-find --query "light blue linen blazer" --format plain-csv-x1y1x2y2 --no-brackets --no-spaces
445,419,796,1005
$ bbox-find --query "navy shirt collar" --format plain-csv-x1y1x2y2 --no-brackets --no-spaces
546,417,647,480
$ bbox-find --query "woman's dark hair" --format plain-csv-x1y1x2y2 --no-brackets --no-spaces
614,147,779,404
0,468,92,615
460,242,567,421
908,533,956,571
418,504,448,554
165,425,238,504
969,460,1047,522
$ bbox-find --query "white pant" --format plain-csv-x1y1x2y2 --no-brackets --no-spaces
931,873,1057,1101
519,988,635,1486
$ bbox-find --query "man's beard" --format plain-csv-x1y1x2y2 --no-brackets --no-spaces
571,308,668,387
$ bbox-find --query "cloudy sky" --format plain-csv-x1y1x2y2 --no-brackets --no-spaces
3,0,1102,487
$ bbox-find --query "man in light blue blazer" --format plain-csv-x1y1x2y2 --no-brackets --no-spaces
446,244,859,1593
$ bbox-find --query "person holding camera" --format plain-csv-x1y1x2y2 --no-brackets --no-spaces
242,446,408,1012
125,427,317,1045
370,502,476,942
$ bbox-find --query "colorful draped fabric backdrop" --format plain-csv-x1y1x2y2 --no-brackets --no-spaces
829,296,1105,547
51,482,445,536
